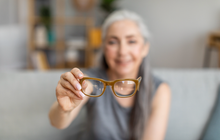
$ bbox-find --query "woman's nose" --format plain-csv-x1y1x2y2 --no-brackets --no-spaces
118,42,129,56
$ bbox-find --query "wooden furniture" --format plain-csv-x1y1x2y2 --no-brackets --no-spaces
203,32,220,68
27,0,100,70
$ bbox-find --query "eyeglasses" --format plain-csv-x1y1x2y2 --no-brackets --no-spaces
79,77,142,98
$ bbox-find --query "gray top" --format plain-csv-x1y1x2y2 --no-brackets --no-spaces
80,67,164,140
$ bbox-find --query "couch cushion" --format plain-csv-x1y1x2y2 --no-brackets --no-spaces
0,69,220,140
200,85,220,140
153,69,220,140
0,70,87,140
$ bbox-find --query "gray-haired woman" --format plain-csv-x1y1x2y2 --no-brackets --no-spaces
49,10,171,140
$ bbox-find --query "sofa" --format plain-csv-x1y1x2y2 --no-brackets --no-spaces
0,69,219,140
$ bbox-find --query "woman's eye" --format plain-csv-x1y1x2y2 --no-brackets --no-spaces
128,40,137,44
108,40,117,45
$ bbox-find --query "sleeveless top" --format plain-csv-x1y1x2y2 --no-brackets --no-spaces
79,67,164,140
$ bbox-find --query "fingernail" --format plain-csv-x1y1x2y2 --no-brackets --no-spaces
76,84,81,90
79,91,85,97
78,74,83,78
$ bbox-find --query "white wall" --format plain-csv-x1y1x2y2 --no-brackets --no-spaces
0,0,27,70
0,25,27,70
118,0,220,68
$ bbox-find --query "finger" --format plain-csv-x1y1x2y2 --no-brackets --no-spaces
61,72,82,91
60,79,82,98
58,84,83,100
70,68,84,79
81,80,94,95
82,80,88,90
64,88,83,100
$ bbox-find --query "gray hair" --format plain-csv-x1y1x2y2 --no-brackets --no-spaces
102,9,150,42
99,10,154,140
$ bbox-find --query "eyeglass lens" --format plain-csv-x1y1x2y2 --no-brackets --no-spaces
82,79,104,96
114,80,136,97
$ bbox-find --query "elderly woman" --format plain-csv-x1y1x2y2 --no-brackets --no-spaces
49,10,171,140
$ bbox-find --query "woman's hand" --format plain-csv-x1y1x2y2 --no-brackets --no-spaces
49,68,91,129
55,68,88,112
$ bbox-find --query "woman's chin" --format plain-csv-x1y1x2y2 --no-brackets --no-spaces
113,63,133,75
115,67,133,77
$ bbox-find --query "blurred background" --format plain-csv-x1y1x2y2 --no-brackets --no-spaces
0,0,220,71
1,1,220,140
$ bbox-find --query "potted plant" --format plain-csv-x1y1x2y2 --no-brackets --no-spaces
99,0,119,23
39,5,54,45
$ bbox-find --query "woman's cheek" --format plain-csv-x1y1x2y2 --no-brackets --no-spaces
105,49,116,66
105,48,115,59
131,46,142,58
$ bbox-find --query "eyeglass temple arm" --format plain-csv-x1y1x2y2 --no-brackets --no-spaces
137,77,142,91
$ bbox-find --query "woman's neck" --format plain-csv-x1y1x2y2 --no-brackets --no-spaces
107,69,139,81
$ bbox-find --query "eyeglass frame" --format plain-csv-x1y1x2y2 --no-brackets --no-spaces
79,77,142,98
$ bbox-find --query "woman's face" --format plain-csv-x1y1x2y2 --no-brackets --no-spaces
104,19,149,77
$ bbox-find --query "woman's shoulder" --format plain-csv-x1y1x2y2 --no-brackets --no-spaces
152,75,164,91
151,81,171,111
151,74,170,96
151,74,171,103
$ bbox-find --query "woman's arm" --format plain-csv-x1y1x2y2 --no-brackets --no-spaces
48,68,93,129
49,96,90,129
142,83,171,140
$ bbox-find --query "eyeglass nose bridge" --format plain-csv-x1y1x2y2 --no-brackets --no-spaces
105,81,114,86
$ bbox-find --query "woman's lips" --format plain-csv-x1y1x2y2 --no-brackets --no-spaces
115,60,132,66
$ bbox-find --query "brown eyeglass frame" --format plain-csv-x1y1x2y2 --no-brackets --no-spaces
79,77,142,98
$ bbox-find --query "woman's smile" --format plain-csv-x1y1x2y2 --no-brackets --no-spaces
115,59,132,67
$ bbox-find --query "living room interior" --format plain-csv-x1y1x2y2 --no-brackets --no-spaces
0,0,220,140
